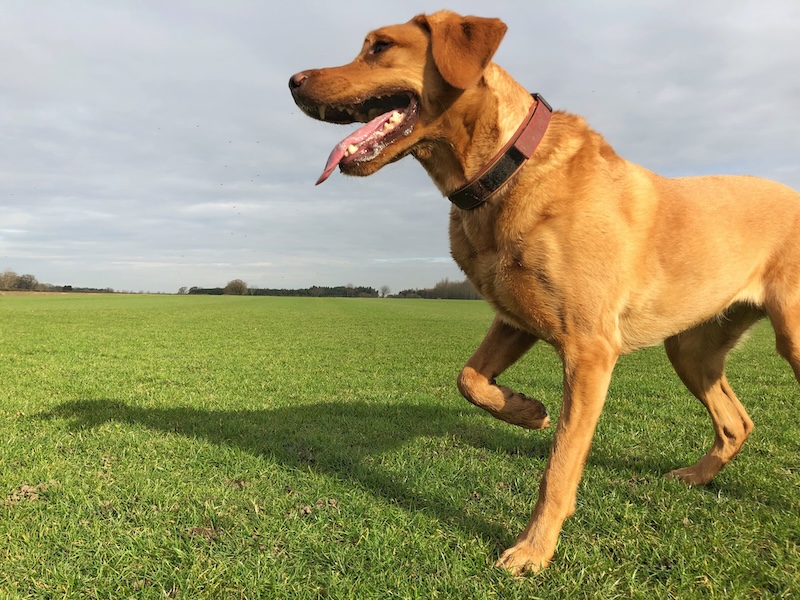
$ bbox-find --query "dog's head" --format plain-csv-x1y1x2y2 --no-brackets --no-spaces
288,10,507,185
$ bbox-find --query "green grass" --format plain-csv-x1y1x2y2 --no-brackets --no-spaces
0,293,798,599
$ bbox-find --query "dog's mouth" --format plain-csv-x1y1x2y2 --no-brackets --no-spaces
296,92,420,184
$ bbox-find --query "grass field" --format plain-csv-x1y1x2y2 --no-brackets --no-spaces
0,294,798,598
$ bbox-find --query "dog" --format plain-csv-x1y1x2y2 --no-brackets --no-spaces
289,10,800,574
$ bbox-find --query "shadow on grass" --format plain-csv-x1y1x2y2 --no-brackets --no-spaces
44,397,786,549
44,398,553,548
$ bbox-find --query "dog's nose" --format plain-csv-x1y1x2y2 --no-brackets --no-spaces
289,72,308,91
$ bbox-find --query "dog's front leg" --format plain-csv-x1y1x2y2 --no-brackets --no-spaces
496,339,618,574
457,317,550,429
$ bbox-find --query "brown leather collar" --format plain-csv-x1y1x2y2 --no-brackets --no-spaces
448,93,552,210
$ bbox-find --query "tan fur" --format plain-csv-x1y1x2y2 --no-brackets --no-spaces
290,10,800,574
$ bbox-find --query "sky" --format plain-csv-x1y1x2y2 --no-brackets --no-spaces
2,0,799,294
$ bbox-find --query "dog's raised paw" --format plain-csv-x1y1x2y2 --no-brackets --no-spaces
500,387,550,430
520,394,550,430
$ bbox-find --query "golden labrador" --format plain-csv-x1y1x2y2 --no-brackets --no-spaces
289,10,800,574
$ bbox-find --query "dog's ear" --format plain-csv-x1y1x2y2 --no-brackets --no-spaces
414,11,507,90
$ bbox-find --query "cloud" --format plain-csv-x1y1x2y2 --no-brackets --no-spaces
1,0,798,292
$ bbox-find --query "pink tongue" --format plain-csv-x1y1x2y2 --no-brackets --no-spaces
315,110,395,185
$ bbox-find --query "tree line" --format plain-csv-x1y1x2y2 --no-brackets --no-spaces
0,268,157,294
0,268,114,294
185,281,382,298
0,269,39,291
186,277,481,300
2,267,481,300
395,277,481,300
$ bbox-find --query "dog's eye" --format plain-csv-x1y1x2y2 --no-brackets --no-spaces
370,40,393,55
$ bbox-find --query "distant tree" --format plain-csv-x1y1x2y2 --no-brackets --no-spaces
430,277,479,299
0,268,18,290
15,273,39,290
223,279,248,295
177,286,188,295
379,285,391,298
395,278,480,299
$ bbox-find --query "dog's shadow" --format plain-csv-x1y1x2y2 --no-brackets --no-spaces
45,398,552,545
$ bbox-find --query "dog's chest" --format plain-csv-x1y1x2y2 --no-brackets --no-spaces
449,212,564,339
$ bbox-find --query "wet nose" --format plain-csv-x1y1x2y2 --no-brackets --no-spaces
289,71,308,91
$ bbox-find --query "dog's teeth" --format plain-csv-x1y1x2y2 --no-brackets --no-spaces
346,144,359,156
389,111,403,124
318,106,326,120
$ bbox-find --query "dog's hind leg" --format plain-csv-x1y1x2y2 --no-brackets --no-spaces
457,317,550,429
664,304,764,486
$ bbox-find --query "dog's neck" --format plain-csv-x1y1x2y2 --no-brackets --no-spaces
413,65,551,210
